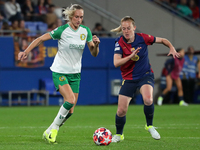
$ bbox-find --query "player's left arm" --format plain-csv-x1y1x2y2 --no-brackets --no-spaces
87,35,100,57
155,37,180,58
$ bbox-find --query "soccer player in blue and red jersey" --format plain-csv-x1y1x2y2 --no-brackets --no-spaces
110,16,180,142
157,48,188,106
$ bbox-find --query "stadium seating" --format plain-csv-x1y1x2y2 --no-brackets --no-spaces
25,21,48,36
36,22,48,34
25,22,37,36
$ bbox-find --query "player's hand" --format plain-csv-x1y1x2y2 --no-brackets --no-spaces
130,47,141,59
92,35,100,46
18,51,28,61
167,47,180,58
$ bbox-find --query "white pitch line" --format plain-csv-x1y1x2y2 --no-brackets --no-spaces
0,125,200,130
1,135,200,140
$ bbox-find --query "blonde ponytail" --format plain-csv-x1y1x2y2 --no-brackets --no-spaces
110,25,122,34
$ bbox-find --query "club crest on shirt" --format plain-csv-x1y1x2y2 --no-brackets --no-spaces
59,76,66,81
115,42,119,47
131,47,139,61
80,34,86,40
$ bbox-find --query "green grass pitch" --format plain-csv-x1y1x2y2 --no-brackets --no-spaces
0,104,200,150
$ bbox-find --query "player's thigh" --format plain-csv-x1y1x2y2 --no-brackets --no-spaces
174,77,183,90
137,74,154,105
117,94,132,116
140,84,153,105
59,84,75,104
165,75,173,89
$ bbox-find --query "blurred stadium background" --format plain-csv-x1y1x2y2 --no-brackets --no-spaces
1,0,200,106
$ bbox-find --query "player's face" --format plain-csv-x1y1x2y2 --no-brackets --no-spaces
70,9,84,29
121,21,135,41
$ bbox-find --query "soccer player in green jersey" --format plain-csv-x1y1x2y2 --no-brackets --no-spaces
18,4,100,144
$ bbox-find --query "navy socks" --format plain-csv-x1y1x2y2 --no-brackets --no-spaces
144,104,154,126
115,114,126,135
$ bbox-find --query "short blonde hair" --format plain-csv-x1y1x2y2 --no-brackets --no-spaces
110,16,136,34
62,4,83,21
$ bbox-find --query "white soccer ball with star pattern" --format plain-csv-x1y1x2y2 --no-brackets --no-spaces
93,127,112,146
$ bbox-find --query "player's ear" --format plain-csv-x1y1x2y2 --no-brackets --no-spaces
133,25,136,31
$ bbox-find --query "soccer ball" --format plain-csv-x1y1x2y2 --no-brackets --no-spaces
93,127,112,146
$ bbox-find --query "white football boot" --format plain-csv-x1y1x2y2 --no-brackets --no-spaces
145,125,161,140
112,134,124,143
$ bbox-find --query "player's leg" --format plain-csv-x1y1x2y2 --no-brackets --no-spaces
43,84,75,143
59,76,81,126
174,77,188,106
43,72,78,143
112,94,132,143
112,80,135,143
59,93,79,127
140,84,154,125
139,74,161,140
157,75,173,105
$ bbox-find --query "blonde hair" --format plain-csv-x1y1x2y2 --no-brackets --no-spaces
110,16,136,34
62,4,83,21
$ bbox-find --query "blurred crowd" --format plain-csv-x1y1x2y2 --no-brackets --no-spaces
0,0,65,36
0,0,62,23
0,0,111,37
157,0,200,23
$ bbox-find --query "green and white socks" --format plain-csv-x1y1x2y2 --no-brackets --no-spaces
46,101,74,134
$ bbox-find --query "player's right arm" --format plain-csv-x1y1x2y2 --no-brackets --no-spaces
114,47,141,67
18,33,52,61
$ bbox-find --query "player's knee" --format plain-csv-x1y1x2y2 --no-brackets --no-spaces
143,96,153,106
117,108,127,117
63,95,76,105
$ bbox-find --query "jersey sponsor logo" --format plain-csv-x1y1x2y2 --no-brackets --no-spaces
80,34,86,40
66,36,73,38
69,44,85,49
59,76,66,81
130,47,139,61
